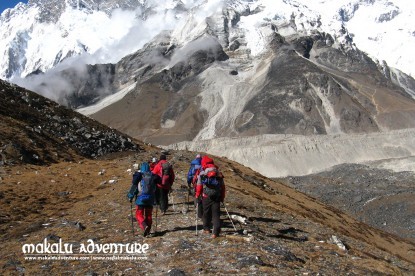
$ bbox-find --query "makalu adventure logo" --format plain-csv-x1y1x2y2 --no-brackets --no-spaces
22,238,149,261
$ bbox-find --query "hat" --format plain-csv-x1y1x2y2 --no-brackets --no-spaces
133,163,139,170
160,154,167,160
152,157,157,163
201,156,214,169
196,154,201,159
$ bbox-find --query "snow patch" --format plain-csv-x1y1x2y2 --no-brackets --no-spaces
77,82,136,116
161,119,176,129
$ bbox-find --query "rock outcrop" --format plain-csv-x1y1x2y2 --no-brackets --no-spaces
0,79,140,165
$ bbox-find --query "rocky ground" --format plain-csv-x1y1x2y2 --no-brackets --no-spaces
1,148,415,275
279,163,415,242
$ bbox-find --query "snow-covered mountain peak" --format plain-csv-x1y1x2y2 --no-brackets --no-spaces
1,0,414,81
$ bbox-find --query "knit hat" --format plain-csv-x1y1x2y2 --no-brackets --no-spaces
196,154,201,159
160,154,167,160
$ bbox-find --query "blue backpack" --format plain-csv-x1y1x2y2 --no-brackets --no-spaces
136,163,156,205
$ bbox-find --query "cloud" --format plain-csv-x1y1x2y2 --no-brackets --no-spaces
10,0,226,104
13,56,89,104
168,35,222,66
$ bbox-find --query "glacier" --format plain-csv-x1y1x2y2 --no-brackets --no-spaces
166,128,415,178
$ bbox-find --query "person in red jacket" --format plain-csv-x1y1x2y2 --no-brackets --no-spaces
152,154,175,214
149,157,158,171
195,156,225,238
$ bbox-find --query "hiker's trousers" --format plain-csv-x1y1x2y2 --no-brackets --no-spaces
202,197,221,235
155,187,169,212
136,205,153,230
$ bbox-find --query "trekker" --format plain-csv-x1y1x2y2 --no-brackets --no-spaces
187,154,202,187
149,157,158,171
127,162,160,237
152,154,175,214
187,154,203,218
195,156,225,238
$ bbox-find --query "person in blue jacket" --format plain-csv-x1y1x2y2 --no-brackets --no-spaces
127,162,160,237
187,154,203,218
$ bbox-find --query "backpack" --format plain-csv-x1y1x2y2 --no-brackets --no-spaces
137,171,156,205
201,169,223,200
192,167,201,186
161,161,173,188
140,162,150,173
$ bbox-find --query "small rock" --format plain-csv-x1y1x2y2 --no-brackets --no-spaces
167,268,186,276
236,255,264,268
46,234,61,242
57,191,70,197
329,235,347,251
75,222,86,231
231,214,248,224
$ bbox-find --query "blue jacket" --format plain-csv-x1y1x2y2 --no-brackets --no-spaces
187,158,202,185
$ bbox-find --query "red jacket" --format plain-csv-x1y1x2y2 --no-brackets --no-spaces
152,160,175,189
195,156,225,202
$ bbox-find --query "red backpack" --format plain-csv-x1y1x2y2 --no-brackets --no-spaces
161,161,173,188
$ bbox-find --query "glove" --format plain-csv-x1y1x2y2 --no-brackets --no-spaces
127,193,134,202
129,198,133,203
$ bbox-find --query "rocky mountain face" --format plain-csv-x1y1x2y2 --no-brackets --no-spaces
0,79,140,166
79,26,415,145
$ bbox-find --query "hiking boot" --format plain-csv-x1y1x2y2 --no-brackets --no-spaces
141,222,149,237
143,225,151,237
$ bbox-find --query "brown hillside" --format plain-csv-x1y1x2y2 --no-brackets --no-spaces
1,149,414,274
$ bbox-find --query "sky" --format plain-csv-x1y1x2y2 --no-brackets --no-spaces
0,0,27,14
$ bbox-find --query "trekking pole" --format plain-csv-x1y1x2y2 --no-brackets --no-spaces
154,206,158,235
222,202,237,231
171,191,176,212
195,202,199,236
185,186,190,213
130,201,135,237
